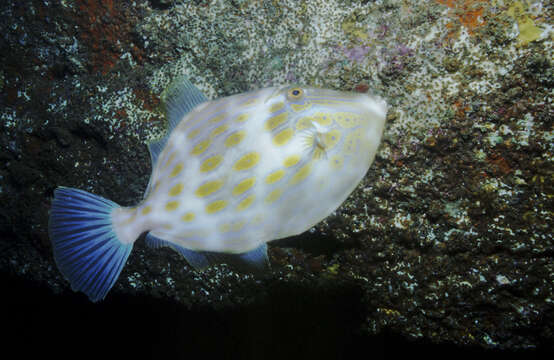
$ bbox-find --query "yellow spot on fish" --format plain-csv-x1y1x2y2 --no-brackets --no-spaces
323,129,341,149
241,98,258,107
291,103,311,112
210,124,228,138
266,112,288,131
210,114,225,123
169,183,184,196
236,195,255,211
141,206,152,215
231,221,246,231
233,152,260,171
273,128,294,146
313,112,332,126
283,155,300,167
336,112,360,128
187,128,200,140
232,178,255,196
269,102,284,113
265,188,283,204
224,131,246,147
219,221,246,233
195,180,223,197
344,130,362,154
265,169,285,184
162,153,176,169
165,201,179,211
296,117,313,130
289,162,312,185
181,212,195,222
234,113,250,123
206,200,227,214
330,155,343,169
191,139,210,155
170,163,184,178
233,221,246,231
200,155,223,172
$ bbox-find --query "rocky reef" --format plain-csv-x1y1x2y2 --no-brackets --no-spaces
1,0,552,355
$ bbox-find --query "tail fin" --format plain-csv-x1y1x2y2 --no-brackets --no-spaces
48,187,134,302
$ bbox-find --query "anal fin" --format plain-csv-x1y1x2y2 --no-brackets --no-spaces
146,233,270,273
146,232,210,271
205,244,270,274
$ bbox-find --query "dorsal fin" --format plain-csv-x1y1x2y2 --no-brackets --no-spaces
147,77,208,167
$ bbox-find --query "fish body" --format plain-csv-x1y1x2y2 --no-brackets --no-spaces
49,80,387,301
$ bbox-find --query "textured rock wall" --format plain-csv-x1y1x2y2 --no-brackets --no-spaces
1,0,552,351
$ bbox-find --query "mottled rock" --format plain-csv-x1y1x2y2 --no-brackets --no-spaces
1,0,552,354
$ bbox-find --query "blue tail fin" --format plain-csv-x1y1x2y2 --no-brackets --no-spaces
48,187,133,302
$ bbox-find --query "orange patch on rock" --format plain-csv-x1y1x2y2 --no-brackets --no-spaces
436,0,487,35
354,83,370,93
133,88,161,112
453,100,470,118
74,0,143,75
487,153,512,175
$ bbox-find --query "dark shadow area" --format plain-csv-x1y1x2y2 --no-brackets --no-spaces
273,231,358,258
148,0,174,10
2,271,549,360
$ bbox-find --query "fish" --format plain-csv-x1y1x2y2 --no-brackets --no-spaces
49,79,388,302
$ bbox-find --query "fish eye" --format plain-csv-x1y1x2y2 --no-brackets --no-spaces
287,87,304,100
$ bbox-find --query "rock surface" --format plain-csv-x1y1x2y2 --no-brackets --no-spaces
1,0,552,353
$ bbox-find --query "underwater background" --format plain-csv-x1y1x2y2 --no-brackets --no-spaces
1,0,552,358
